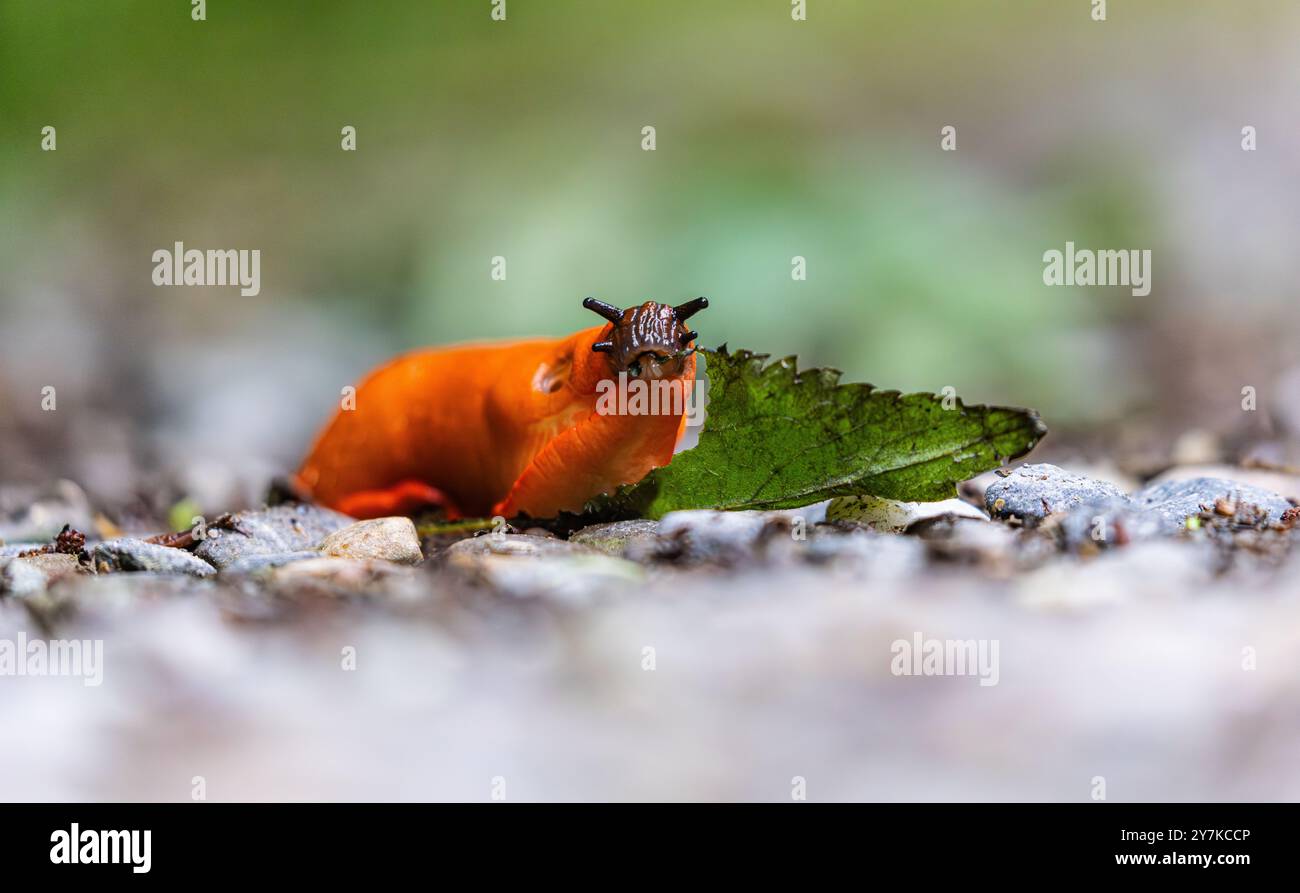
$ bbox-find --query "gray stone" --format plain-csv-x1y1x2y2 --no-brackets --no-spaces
443,533,597,562
270,557,417,594
985,464,1127,526
21,572,215,620
193,504,354,569
1,558,48,596
91,539,216,577
1145,465,1300,505
0,543,49,559
466,553,643,605
910,516,1022,567
826,495,986,532
569,520,661,556
802,528,927,577
656,509,807,563
442,533,637,604
1054,498,1165,551
0,553,87,596
317,517,423,564
1131,477,1294,533
219,551,323,576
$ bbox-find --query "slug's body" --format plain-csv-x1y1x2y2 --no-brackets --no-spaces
297,297,706,520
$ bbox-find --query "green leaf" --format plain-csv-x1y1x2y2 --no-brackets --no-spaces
584,346,1046,520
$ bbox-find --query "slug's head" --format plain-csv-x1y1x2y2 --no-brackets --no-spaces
584,296,707,380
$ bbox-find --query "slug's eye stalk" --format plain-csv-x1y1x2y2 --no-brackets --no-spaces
673,296,708,322
591,341,614,354
680,330,698,346
583,297,624,325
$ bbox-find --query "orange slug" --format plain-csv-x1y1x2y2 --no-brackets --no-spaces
295,297,707,520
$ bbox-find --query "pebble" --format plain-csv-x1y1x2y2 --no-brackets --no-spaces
442,533,640,604
0,558,47,597
193,504,354,569
468,554,643,605
219,551,324,577
1144,465,1300,506
1131,477,1293,533
826,495,986,532
270,557,417,594
1053,497,1165,551
569,520,662,556
909,516,1023,569
317,517,423,564
657,509,815,563
0,553,87,597
91,539,217,577
984,464,1127,526
801,528,927,578
0,543,49,559
442,533,598,562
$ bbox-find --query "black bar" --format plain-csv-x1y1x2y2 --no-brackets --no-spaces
0,803,1281,879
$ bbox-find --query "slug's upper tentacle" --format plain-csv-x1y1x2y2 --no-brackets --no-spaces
581,297,624,324
673,296,709,321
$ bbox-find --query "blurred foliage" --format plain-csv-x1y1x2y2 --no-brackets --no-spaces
0,0,1291,447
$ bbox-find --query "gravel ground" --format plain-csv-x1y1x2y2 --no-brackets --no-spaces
2,464,1299,802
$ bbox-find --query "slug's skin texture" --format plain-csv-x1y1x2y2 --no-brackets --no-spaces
296,298,706,520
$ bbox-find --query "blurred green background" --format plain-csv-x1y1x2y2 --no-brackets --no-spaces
2,0,1299,507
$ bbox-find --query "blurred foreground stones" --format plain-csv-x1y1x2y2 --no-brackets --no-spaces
1,463,1300,801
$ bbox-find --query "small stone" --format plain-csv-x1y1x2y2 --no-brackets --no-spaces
656,509,816,563
984,463,1127,526
19,552,86,580
0,558,48,596
802,527,927,578
468,553,644,604
569,520,661,556
442,533,597,563
317,517,423,564
1144,465,1300,505
270,557,416,593
909,516,1022,569
1,553,87,597
91,539,217,577
826,495,986,532
193,503,354,569
441,533,638,604
1053,497,1164,551
0,543,48,559
219,551,323,576
1131,477,1293,533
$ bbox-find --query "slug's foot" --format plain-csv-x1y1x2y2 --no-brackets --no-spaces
335,480,460,521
